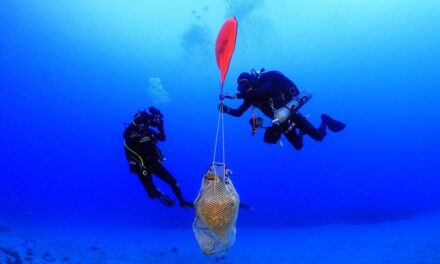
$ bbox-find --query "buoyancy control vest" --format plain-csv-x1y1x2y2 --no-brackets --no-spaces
123,124,164,174
257,71,299,108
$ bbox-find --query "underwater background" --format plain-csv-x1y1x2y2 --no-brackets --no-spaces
1,0,440,262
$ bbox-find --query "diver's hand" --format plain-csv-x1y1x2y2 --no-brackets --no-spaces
155,118,164,129
149,116,163,129
219,93,236,100
218,103,230,113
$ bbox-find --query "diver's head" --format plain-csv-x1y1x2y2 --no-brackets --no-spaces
237,72,253,93
132,110,151,130
148,106,163,119
147,106,163,127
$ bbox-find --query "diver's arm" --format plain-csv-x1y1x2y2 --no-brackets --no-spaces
149,126,166,142
156,126,166,141
223,101,251,117
220,92,246,100
235,93,246,99
220,93,237,100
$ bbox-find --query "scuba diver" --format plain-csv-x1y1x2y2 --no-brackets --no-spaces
123,107,193,208
220,69,346,150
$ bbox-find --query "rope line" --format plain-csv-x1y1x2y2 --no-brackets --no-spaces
221,105,226,178
212,83,227,180
212,106,222,166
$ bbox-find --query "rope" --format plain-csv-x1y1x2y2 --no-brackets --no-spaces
221,104,226,178
212,106,222,165
251,107,256,135
212,83,227,180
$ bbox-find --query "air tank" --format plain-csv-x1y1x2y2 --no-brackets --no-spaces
272,90,313,125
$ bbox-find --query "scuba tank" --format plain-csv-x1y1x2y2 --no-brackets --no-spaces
272,90,313,125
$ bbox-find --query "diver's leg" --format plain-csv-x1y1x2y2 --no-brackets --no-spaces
152,163,193,208
136,171,162,199
264,125,282,144
136,169,175,206
291,112,326,142
283,128,304,150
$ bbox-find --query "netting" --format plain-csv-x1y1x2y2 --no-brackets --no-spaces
193,163,240,255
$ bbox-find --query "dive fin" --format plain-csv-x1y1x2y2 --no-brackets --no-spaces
322,114,346,132
180,200,194,208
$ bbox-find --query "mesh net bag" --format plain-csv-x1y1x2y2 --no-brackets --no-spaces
193,163,240,255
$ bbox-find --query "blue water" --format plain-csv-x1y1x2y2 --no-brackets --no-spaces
1,0,440,235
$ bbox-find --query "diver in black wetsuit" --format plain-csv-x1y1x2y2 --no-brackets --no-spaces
123,107,193,208
220,69,346,150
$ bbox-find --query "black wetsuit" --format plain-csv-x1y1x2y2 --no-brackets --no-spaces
226,71,328,150
123,123,187,204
